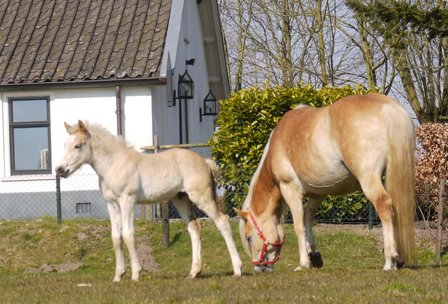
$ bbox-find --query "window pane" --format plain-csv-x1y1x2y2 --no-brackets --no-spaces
12,99,47,122
13,127,49,170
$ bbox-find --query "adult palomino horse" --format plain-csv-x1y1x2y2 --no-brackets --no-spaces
55,120,242,281
236,93,415,272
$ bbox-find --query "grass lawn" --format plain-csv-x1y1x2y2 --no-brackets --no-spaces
0,218,447,303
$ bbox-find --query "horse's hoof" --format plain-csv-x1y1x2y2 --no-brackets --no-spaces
309,252,323,268
396,258,405,269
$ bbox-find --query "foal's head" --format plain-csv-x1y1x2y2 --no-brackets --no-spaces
55,120,92,178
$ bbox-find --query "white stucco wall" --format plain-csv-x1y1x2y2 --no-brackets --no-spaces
0,85,153,192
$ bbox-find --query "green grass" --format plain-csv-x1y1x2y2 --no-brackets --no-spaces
0,218,447,303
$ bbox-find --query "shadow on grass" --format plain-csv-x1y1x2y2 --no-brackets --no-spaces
406,263,448,270
167,231,184,247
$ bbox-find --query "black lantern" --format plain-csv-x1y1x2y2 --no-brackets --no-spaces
174,70,195,144
199,90,218,122
178,70,194,99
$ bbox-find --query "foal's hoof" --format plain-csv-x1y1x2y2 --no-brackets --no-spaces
187,270,202,279
309,252,323,268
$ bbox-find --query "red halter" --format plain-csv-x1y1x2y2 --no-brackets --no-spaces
247,209,285,266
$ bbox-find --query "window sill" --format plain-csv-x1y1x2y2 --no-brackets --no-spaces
1,174,56,182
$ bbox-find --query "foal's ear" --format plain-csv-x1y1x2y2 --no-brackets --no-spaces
77,120,90,137
233,208,248,221
64,122,76,134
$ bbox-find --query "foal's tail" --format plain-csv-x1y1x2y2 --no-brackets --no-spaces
205,158,221,198
205,158,221,181
384,102,416,265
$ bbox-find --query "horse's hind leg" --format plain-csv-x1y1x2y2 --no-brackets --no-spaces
358,175,399,270
188,192,242,277
171,195,203,278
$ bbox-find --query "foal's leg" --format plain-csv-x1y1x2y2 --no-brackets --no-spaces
107,201,126,282
171,195,203,278
305,196,325,268
358,175,398,270
120,196,142,281
189,192,242,277
279,182,310,271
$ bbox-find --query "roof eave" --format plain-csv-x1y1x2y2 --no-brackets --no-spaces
0,77,166,91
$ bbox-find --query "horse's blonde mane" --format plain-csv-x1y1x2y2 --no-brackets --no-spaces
293,104,311,110
242,130,274,211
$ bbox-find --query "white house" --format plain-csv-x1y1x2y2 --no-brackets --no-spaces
0,0,229,219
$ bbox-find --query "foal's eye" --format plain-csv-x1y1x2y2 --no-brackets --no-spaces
74,144,82,150
245,236,252,242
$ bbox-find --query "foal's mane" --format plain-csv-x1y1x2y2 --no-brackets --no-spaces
84,122,134,151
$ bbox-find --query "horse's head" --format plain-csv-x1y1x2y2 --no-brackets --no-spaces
235,208,285,272
55,120,92,178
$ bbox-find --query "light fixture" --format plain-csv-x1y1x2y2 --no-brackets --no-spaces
174,70,195,144
199,90,218,122
177,70,194,100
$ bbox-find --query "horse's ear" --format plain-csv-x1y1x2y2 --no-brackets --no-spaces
77,120,90,137
64,122,76,134
233,208,248,221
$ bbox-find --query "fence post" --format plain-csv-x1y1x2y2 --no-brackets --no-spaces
153,135,170,247
56,175,62,224
368,202,374,230
435,178,445,265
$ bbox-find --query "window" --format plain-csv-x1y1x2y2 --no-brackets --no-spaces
9,97,51,175
76,202,91,215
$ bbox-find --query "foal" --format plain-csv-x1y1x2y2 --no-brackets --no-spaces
56,120,242,281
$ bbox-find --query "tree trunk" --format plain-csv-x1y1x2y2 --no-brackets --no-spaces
316,0,328,86
234,0,245,92
390,46,422,120
281,0,293,87
357,17,376,90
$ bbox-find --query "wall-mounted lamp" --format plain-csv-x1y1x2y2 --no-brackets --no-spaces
173,70,195,144
177,70,194,100
167,58,195,107
199,90,218,122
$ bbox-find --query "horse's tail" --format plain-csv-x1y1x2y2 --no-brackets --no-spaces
384,102,416,265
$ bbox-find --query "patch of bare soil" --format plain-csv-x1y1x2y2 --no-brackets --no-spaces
137,235,160,272
26,262,84,273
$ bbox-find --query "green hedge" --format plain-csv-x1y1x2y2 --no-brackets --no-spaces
210,84,372,221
